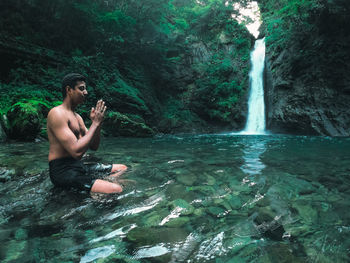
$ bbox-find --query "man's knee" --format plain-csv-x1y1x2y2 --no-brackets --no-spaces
91,179,123,194
111,184,123,193
112,164,128,172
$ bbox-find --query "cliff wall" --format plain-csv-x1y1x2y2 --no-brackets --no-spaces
261,0,350,136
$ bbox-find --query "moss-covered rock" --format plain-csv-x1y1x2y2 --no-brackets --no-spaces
6,102,42,141
104,111,154,137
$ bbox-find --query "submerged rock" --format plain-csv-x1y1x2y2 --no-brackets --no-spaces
207,206,226,217
261,243,305,263
292,201,318,225
169,199,194,216
4,240,27,262
164,216,190,227
127,226,189,246
176,173,197,186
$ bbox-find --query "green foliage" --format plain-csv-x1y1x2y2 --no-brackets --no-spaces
260,0,321,49
191,41,249,123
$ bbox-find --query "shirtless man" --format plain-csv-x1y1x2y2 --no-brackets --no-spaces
47,73,127,193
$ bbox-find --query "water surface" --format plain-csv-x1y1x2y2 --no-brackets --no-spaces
1,135,350,262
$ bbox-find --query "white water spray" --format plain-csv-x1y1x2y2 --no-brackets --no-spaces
242,38,266,134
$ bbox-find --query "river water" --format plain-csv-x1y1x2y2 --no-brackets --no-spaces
1,134,350,262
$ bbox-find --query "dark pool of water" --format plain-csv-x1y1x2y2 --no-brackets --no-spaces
1,134,350,262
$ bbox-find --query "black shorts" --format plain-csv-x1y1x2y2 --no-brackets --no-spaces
49,157,113,191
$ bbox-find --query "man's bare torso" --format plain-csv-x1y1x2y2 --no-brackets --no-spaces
47,105,86,161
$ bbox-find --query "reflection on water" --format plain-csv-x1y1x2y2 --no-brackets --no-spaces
1,135,350,262
240,139,266,176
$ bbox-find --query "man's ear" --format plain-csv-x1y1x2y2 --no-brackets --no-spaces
66,85,72,94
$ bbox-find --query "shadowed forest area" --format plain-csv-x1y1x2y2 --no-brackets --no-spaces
1,0,350,141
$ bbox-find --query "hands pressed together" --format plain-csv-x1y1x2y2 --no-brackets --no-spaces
90,99,107,125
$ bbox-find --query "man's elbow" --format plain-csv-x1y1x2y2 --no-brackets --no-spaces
71,151,84,160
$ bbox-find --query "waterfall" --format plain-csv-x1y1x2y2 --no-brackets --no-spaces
242,38,266,135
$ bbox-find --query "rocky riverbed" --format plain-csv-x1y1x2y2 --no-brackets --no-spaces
1,135,350,262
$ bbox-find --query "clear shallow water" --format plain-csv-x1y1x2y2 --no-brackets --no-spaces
1,134,350,262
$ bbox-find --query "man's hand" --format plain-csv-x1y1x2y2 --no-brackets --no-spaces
90,99,107,125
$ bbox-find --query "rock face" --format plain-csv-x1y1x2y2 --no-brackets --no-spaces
263,3,350,136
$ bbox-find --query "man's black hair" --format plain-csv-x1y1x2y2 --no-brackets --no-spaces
61,73,86,98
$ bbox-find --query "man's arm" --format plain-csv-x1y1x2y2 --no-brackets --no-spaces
87,100,106,151
90,126,101,151
78,114,100,151
48,108,103,159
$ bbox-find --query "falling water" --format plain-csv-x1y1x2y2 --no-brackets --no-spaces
242,38,266,134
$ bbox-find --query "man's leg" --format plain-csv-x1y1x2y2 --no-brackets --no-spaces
110,164,128,177
91,179,123,193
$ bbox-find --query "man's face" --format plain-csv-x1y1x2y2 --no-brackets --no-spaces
72,81,87,103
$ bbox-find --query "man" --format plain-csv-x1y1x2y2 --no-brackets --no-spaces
47,73,127,193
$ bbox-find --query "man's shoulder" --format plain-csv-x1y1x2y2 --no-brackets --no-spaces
48,105,69,122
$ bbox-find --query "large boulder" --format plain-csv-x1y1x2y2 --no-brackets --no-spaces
6,102,42,141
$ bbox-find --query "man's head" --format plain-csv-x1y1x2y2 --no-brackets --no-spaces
61,73,86,98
